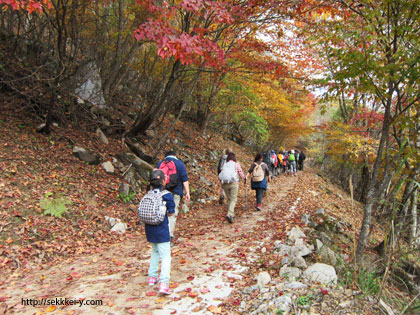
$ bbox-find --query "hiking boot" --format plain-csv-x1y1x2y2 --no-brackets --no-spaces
226,215,233,224
148,276,157,286
158,282,171,295
219,194,224,205
256,204,262,211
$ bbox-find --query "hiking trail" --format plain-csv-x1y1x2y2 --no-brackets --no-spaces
1,173,300,315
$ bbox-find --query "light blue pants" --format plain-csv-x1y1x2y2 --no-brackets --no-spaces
290,161,297,173
148,242,171,284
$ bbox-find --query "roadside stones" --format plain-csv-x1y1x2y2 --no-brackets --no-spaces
291,256,308,269
279,266,301,281
96,128,109,144
319,244,338,266
118,182,130,195
105,216,127,234
284,281,308,290
72,146,100,165
102,161,114,174
257,271,271,288
304,263,338,285
287,227,307,244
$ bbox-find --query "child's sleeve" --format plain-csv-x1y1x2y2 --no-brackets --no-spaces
163,193,175,214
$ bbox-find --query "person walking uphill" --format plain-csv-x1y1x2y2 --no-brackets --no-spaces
139,169,175,295
218,152,245,223
217,148,233,205
157,150,190,242
288,150,297,176
246,153,270,211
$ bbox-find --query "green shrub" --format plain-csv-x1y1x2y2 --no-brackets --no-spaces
40,192,72,218
118,191,136,203
357,268,381,296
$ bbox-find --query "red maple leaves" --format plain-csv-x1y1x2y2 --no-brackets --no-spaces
0,0,51,13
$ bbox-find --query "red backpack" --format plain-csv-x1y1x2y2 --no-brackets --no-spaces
159,160,178,191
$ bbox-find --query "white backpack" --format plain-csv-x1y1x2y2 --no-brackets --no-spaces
218,161,239,184
137,189,170,225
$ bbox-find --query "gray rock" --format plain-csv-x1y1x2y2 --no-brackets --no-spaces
301,214,311,225
117,152,153,179
320,232,333,246
315,208,325,216
339,300,353,308
274,240,283,249
291,244,313,257
285,281,308,290
102,161,114,174
257,271,271,288
73,146,100,165
279,266,301,280
274,244,292,257
316,239,324,250
96,128,109,144
105,216,118,227
287,227,306,243
118,183,130,195
291,256,307,269
36,123,46,132
303,263,337,285
199,176,213,187
73,62,106,108
319,245,337,266
111,222,127,234
274,294,292,314
123,167,143,192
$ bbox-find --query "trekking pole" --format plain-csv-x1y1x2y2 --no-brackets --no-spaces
245,179,249,217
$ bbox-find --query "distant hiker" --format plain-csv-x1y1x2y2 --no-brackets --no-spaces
283,151,289,174
157,150,190,242
218,152,245,223
246,153,270,211
277,152,284,174
288,149,297,176
298,151,306,171
141,169,175,295
217,148,233,205
295,150,300,170
269,149,278,177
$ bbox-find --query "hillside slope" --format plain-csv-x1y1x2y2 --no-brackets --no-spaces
0,100,402,314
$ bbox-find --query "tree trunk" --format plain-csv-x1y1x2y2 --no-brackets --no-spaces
153,68,203,157
392,179,416,248
126,59,181,138
410,188,418,245
356,103,391,263
359,164,369,203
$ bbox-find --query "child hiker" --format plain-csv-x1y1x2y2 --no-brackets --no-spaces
142,169,175,294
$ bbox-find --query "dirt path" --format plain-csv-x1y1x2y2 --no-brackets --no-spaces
1,174,299,315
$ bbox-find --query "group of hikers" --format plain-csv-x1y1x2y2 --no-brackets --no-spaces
136,147,305,295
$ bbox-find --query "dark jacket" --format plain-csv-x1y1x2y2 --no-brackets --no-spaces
145,189,175,243
157,156,188,197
